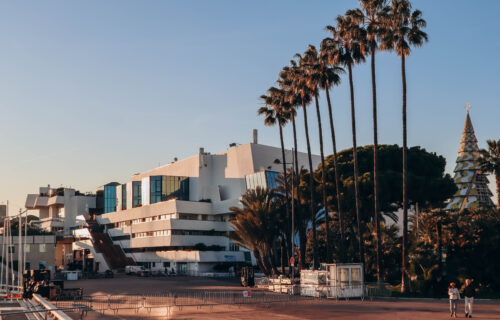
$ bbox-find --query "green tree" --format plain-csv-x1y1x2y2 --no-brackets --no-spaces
229,187,283,276
347,0,390,283
288,55,319,269
318,42,346,258
259,87,293,271
319,144,456,280
412,208,500,297
277,66,307,269
323,14,367,269
479,139,500,207
381,0,428,292
301,44,334,262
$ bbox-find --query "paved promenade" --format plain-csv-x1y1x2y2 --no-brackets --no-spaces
63,276,500,319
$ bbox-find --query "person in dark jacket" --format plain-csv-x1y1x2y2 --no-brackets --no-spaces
463,278,475,318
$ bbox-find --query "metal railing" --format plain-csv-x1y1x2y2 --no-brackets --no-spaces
53,290,316,315
0,306,91,320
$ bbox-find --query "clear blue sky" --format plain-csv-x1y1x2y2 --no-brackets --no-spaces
0,0,498,212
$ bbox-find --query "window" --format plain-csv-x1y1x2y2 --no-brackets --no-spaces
229,243,240,251
8,246,15,254
132,181,142,207
122,184,127,210
25,244,30,253
265,171,280,189
339,268,349,288
39,244,46,253
104,185,117,213
162,176,190,201
150,176,162,204
163,262,171,268
179,213,198,220
351,268,362,285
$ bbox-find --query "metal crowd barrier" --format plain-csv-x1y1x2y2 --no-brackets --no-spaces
53,289,316,315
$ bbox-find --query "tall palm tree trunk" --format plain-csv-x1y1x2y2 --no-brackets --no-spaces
325,85,344,262
299,226,307,270
371,45,382,282
292,117,306,269
279,124,291,269
314,93,331,263
347,62,365,268
280,238,286,274
253,249,271,276
302,100,319,269
401,54,408,293
495,173,500,208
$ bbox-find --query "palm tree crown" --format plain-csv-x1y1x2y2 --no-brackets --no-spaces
480,139,500,207
381,0,428,57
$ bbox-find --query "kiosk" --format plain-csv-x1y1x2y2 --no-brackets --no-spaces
325,263,364,299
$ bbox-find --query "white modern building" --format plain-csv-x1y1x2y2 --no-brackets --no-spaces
98,134,320,274
25,186,96,235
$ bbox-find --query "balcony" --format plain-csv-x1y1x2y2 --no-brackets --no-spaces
48,195,65,206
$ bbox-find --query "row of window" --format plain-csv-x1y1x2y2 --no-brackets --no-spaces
245,170,280,191
133,230,171,238
106,176,190,213
131,229,230,238
112,213,228,229
8,244,46,254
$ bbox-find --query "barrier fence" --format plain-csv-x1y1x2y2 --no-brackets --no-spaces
53,290,316,315
50,283,392,317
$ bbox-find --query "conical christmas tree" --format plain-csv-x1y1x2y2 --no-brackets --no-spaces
446,106,494,211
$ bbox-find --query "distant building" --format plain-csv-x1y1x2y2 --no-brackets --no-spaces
0,235,56,273
25,186,96,235
446,107,494,211
0,205,6,218
97,133,320,274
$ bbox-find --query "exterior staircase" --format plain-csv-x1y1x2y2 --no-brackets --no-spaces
89,231,134,270
86,219,135,270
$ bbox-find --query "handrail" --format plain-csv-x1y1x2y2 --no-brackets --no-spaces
0,306,89,316
33,294,75,320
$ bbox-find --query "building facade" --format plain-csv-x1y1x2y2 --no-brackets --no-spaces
25,187,96,235
98,140,320,274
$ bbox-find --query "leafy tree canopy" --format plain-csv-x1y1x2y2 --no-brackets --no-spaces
320,144,457,222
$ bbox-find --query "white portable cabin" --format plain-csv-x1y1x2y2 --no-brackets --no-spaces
325,263,364,298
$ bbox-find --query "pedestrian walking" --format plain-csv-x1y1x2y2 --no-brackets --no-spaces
448,282,460,318
463,278,475,318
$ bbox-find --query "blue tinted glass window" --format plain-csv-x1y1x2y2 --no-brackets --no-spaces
104,185,117,213
122,184,126,210
265,171,280,189
132,181,142,207
150,176,162,204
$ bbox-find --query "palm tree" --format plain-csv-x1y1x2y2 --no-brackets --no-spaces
480,139,500,207
229,187,282,276
259,87,292,270
323,14,367,268
301,45,333,262
278,66,307,269
288,55,319,269
347,0,389,282
381,0,428,292
319,36,346,262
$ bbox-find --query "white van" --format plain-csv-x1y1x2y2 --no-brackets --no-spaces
125,265,145,275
